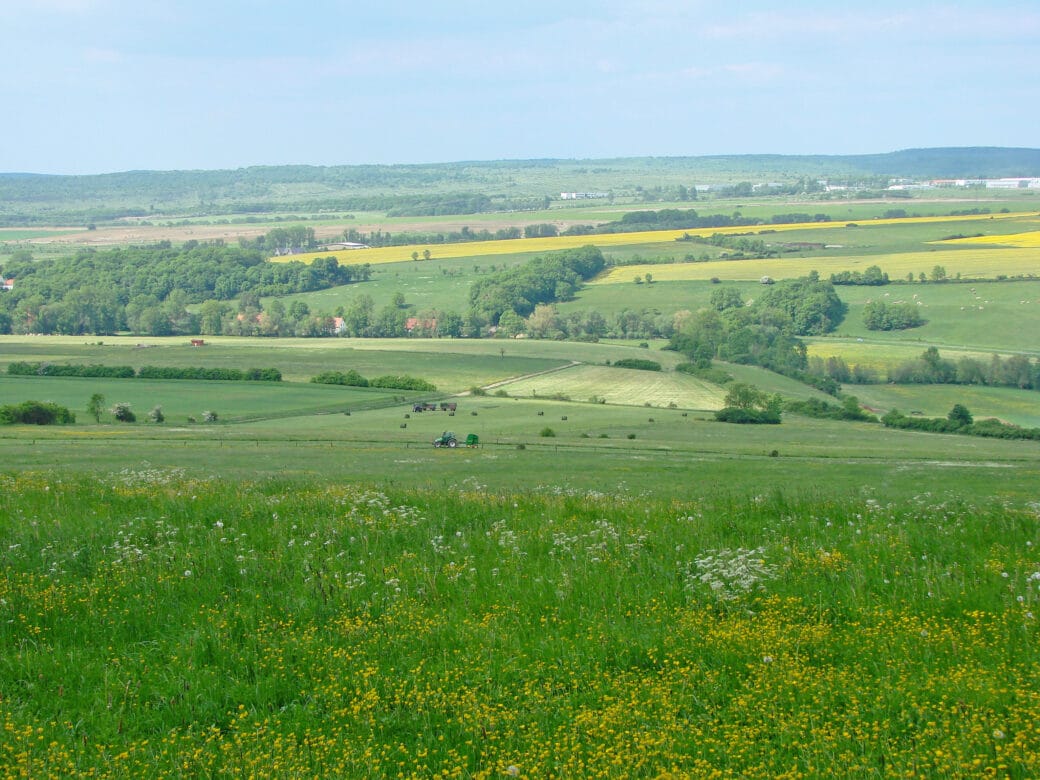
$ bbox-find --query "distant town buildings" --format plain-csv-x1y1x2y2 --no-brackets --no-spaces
889,177,1040,191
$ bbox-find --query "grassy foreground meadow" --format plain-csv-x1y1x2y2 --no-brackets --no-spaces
1,473,1039,778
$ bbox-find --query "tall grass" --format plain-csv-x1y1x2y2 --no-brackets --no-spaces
1,473,1038,777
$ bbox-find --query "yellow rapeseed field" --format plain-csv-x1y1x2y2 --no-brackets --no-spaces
273,212,1037,267
936,229,1040,248
591,248,1040,285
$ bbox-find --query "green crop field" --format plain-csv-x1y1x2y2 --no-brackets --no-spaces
0,374,407,423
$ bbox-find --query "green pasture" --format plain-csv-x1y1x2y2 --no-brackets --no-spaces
270,251,541,315
826,280,1040,353
848,383,1040,428
563,278,753,319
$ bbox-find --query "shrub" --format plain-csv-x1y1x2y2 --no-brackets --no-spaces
202,411,218,423
311,370,369,387
714,407,781,424
148,406,165,424
612,358,662,371
245,367,283,382
540,427,556,437
369,375,436,391
111,403,136,423
783,397,876,422
0,400,76,425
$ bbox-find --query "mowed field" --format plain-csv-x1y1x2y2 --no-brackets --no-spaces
499,364,728,409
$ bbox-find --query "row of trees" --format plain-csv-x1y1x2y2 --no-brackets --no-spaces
887,348,1040,389
808,348,1040,390
830,266,890,286
9,362,281,382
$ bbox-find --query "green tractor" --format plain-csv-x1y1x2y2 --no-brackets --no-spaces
432,431,458,448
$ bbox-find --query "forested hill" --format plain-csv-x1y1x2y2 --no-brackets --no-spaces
2,148,1038,225
839,147,1040,178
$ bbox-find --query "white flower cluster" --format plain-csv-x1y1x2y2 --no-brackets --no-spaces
685,546,778,602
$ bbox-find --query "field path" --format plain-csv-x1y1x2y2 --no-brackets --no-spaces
475,361,582,392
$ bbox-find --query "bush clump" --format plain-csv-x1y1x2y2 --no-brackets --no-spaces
369,375,437,392
310,370,369,387
111,403,136,423
612,358,662,371
714,407,781,424
0,400,76,425
784,397,876,422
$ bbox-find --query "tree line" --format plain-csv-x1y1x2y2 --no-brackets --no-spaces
8,362,282,381
808,347,1040,390
0,243,370,336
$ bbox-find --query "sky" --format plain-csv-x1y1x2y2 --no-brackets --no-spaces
1,0,1038,175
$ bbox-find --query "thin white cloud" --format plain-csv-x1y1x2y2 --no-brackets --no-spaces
83,48,123,64
701,7,1040,42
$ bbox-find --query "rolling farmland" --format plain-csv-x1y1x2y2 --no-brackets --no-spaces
3,167,1040,778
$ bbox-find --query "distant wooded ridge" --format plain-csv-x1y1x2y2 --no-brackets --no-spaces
2,147,1038,226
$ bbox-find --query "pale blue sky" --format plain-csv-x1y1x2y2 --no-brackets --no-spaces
2,0,1037,174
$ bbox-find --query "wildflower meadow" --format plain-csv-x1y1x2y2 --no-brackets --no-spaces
1,472,1038,777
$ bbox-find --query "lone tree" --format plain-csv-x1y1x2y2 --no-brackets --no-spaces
87,393,105,423
948,403,973,428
